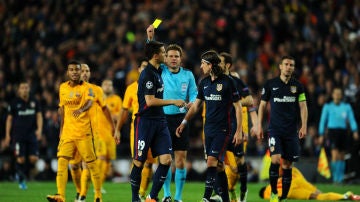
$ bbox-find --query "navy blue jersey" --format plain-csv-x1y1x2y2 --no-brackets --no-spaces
261,77,305,133
198,74,241,136
7,97,41,140
229,75,250,134
137,63,165,118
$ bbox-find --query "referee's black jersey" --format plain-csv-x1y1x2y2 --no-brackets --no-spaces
7,97,41,140
261,77,306,133
198,74,241,136
137,63,165,119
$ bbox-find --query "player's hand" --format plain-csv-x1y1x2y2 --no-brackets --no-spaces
35,129,42,141
147,25,155,41
317,136,324,146
250,125,257,137
298,126,307,139
353,132,359,141
232,131,242,146
255,124,264,140
114,130,121,145
72,109,82,118
176,125,185,137
173,100,186,108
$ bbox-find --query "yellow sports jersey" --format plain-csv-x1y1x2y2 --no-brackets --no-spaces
122,81,138,121
59,81,94,139
263,167,317,200
88,84,107,139
105,94,122,118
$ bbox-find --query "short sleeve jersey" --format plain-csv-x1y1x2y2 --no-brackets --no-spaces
261,77,306,133
137,63,165,119
87,84,108,139
59,81,94,139
105,94,122,117
122,81,138,121
197,74,241,135
7,97,41,140
229,75,250,128
161,64,198,115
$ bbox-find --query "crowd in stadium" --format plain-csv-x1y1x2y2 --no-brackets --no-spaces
0,0,359,181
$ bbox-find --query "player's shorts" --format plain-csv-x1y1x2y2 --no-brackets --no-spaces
327,129,347,151
204,131,231,162
166,114,189,151
133,116,172,162
57,136,97,162
130,120,157,163
97,135,116,160
268,131,300,162
13,135,39,157
227,141,245,157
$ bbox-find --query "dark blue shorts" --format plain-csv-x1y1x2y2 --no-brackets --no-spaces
227,141,245,157
204,131,231,162
12,136,39,157
268,131,300,162
166,114,189,151
133,116,172,162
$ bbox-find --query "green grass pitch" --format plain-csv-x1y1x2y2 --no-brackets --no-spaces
0,181,359,202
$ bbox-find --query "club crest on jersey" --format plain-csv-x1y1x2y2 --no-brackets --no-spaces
216,84,223,91
270,146,275,152
138,150,142,157
290,86,297,93
30,101,35,108
76,92,81,97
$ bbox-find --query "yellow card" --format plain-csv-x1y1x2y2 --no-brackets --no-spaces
152,19,162,28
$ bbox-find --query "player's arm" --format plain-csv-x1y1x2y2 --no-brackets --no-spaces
232,100,244,146
298,100,308,139
248,105,259,137
58,106,64,137
240,95,254,107
176,98,202,137
145,94,185,107
114,107,129,144
146,25,155,41
347,104,359,141
4,114,13,147
186,72,198,110
72,99,93,118
256,100,267,140
35,111,43,140
102,105,115,133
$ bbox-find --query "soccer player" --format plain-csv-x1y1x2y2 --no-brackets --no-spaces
217,52,259,202
259,167,360,201
256,55,308,202
4,81,43,190
128,41,185,202
147,25,198,202
318,87,358,183
176,50,243,202
69,64,115,201
46,61,102,202
100,79,121,187
115,57,157,201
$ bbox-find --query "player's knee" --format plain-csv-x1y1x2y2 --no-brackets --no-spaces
206,156,218,167
133,159,144,168
28,155,38,164
159,155,172,166
70,162,81,170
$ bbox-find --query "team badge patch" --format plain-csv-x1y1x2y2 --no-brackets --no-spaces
138,150,142,157
290,86,297,93
30,101,35,108
270,146,275,152
146,81,153,89
216,84,222,91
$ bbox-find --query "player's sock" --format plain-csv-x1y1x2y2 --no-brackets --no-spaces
280,168,292,200
56,157,69,197
216,170,230,202
203,166,217,199
316,192,345,200
149,163,170,199
174,168,187,201
238,162,247,193
87,160,102,199
15,162,26,183
331,161,337,183
70,165,82,194
80,168,90,197
98,159,108,184
130,164,143,201
269,163,280,195
162,167,172,197
139,165,152,197
225,165,238,191
338,161,345,183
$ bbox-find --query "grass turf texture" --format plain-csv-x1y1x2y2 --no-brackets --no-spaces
0,181,359,202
